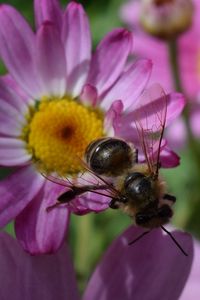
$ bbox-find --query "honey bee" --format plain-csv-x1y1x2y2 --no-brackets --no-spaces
45,85,187,255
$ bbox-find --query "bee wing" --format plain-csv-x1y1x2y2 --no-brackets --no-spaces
133,84,167,174
41,173,75,188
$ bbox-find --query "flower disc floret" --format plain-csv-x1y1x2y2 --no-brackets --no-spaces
24,98,104,175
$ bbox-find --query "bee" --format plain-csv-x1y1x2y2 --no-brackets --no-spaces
45,85,187,256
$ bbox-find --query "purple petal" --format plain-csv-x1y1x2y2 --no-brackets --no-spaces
120,0,141,28
160,147,180,168
166,117,187,149
15,180,70,254
0,165,44,227
164,92,186,126
121,84,185,131
0,76,29,136
36,21,66,97
180,240,200,299
0,75,28,110
34,0,63,31
67,172,110,215
101,59,152,110
0,102,24,137
87,29,132,96
104,100,124,136
62,2,91,96
0,232,80,300
83,226,193,300
0,5,41,98
0,138,31,166
80,84,98,107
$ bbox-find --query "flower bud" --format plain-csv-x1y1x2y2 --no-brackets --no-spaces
140,0,194,39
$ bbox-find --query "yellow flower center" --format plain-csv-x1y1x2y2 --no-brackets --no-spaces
23,97,104,175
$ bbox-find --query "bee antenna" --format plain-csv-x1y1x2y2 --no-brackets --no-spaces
128,230,151,246
160,225,188,256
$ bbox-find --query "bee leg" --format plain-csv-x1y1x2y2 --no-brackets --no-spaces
163,194,176,202
109,199,119,209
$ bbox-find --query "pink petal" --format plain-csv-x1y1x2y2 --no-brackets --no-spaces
87,29,132,96
0,165,44,227
62,2,91,97
190,107,200,138
0,5,41,98
164,92,186,126
101,59,152,110
80,84,98,107
0,138,31,166
104,100,124,136
83,226,193,300
67,172,110,214
0,75,28,110
34,0,63,31
15,180,70,254
0,101,25,137
180,240,200,299
0,232,79,300
166,117,187,149
36,21,66,97
160,147,180,168
120,0,141,28
122,84,185,130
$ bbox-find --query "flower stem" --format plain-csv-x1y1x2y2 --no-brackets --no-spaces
74,214,94,290
168,39,200,167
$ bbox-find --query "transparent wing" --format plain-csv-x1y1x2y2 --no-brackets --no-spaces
133,84,167,175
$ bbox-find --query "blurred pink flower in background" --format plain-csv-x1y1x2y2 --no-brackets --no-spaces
0,227,197,300
0,0,185,255
120,0,200,147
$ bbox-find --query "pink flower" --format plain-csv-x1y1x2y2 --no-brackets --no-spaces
0,0,184,254
120,0,200,99
120,0,200,146
83,226,194,300
0,228,197,299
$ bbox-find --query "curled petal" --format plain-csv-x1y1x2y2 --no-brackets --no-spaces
160,147,180,168
87,29,132,96
15,180,70,254
0,165,44,227
104,100,124,136
80,84,98,107
0,5,41,98
34,0,63,31
83,226,193,300
62,2,91,96
36,21,66,97
0,232,80,300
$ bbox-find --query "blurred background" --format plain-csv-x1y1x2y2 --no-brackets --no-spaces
1,0,200,291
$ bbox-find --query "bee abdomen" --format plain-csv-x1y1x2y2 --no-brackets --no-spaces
85,137,137,176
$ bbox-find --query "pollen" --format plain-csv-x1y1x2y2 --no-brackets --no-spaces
25,98,104,175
